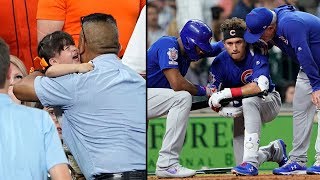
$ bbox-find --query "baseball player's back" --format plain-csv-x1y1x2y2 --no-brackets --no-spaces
274,5,320,66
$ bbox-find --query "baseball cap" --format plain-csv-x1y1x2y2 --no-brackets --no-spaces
244,7,274,43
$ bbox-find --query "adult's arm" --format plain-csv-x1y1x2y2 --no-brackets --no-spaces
285,20,320,106
13,71,43,101
49,164,72,180
285,20,320,91
163,68,198,95
37,20,64,43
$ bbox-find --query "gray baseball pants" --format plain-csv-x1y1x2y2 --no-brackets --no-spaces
148,88,192,169
233,90,282,168
289,70,317,164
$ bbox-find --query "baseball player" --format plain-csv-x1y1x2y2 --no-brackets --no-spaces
244,5,320,175
208,17,288,176
147,19,223,178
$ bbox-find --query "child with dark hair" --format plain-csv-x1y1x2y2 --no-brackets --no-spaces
35,31,90,179
35,31,93,77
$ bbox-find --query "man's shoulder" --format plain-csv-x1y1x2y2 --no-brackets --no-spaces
153,36,179,49
212,51,228,64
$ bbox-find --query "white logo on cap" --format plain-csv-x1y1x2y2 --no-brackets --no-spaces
230,30,236,36
263,26,267,29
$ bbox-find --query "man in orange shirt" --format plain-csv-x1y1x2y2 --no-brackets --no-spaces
0,0,38,72
37,0,146,57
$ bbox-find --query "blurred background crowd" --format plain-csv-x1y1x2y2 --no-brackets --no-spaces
147,0,320,109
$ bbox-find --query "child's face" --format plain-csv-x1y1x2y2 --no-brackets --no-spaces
56,45,81,64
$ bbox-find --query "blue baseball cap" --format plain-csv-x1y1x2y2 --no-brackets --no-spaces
244,7,274,43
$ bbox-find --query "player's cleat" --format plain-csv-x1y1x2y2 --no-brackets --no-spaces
231,162,258,176
155,164,196,178
276,139,288,167
273,161,306,175
306,159,320,175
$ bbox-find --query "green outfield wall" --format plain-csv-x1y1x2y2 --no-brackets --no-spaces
147,115,318,172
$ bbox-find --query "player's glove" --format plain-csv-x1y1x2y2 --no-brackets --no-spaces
218,105,243,118
208,88,232,109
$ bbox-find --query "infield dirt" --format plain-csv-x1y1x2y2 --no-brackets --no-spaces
148,174,320,180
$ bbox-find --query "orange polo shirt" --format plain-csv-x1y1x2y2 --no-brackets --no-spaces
0,0,38,71
37,0,146,57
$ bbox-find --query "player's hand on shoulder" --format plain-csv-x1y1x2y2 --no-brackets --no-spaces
77,62,94,73
252,39,269,55
218,103,243,118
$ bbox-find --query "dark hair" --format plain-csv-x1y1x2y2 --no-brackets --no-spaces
38,31,75,66
220,17,246,34
82,13,117,27
0,38,10,88
147,2,158,11
81,13,119,55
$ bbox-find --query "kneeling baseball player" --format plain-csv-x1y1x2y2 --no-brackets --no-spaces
208,17,288,176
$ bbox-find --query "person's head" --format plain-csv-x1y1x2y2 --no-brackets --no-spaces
9,55,27,86
220,17,247,62
8,55,28,104
284,82,295,104
79,13,120,63
147,3,160,28
244,7,277,44
45,107,62,139
35,103,62,139
0,38,10,90
179,19,214,61
38,31,80,69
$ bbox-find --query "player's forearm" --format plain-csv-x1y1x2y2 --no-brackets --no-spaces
46,64,78,77
170,77,198,95
240,82,262,96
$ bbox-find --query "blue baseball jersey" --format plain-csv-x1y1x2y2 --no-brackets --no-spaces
272,5,320,91
147,36,190,88
147,36,224,88
208,46,275,92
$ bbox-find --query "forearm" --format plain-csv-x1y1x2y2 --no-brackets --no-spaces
49,163,72,180
13,71,43,101
170,76,198,95
46,64,78,77
240,82,262,96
